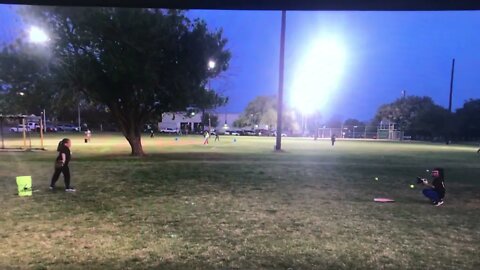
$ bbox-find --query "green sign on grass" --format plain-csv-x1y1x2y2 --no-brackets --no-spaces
16,176,32,197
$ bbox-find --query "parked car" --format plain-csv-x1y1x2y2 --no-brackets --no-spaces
57,124,80,132
35,125,58,132
256,129,270,136
10,125,30,133
26,122,40,131
243,130,256,136
225,130,240,136
45,125,58,132
160,127,178,134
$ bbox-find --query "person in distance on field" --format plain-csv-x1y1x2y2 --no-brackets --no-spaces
84,129,91,143
203,130,210,145
331,134,336,146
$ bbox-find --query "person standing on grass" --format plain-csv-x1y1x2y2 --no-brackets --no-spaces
331,134,336,146
215,132,220,142
421,168,446,206
50,138,75,192
203,130,210,145
84,129,91,143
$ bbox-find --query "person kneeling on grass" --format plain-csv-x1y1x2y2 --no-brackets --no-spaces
50,138,76,192
420,168,446,206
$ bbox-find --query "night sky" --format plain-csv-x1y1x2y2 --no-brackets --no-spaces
2,5,480,121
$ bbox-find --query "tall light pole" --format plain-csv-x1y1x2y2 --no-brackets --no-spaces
207,60,216,132
275,10,286,151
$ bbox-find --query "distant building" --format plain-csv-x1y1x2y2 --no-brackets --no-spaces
158,112,241,134
158,112,202,134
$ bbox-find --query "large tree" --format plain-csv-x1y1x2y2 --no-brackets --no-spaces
22,7,230,155
454,99,480,140
374,96,449,139
233,95,300,133
234,96,277,128
343,118,364,127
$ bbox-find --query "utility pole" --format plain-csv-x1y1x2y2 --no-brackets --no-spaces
208,112,211,132
77,103,81,132
448,59,455,113
447,58,455,144
43,109,46,133
275,10,286,151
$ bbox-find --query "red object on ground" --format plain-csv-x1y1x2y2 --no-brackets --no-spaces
374,198,395,203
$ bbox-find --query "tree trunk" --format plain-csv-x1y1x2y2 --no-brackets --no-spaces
109,103,146,156
125,132,145,156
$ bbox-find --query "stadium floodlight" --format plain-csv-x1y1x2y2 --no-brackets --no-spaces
290,36,347,115
28,26,49,44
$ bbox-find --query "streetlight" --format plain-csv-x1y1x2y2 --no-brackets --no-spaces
208,60,216,70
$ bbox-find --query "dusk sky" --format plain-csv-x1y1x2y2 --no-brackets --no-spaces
2,5,480,121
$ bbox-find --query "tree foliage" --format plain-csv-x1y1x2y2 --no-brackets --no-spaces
234,96,277,128
233,95,300,132
19,7,230,155
0,41,74,116
454,99,480,140
343,118,365,127
374,96,449,140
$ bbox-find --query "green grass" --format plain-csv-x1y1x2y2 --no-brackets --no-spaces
1,134,479,269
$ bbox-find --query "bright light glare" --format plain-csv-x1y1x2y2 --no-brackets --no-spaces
290,37,347,114
208,60,216,69
28,26,49,44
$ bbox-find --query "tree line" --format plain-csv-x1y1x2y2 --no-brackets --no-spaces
234,95,480,141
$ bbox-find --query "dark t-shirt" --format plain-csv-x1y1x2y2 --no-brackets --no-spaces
56,145,71,166
432,177,446,198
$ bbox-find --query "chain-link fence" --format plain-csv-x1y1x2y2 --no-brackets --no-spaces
317,125,404,140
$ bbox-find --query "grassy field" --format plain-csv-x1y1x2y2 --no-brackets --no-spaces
1,133,479,270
